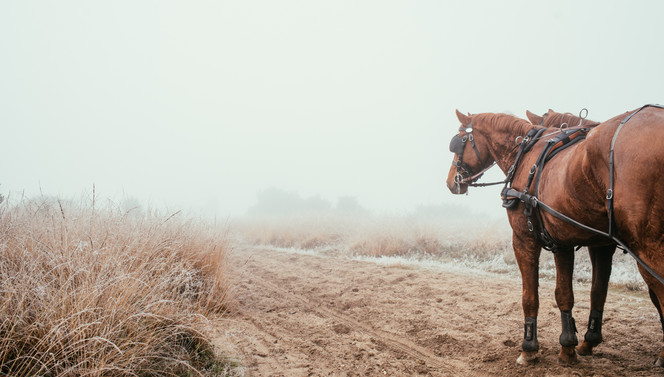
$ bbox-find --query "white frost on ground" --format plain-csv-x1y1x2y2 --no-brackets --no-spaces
256,244,646,290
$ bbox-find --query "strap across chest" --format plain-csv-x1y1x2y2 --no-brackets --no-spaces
501,127,590,251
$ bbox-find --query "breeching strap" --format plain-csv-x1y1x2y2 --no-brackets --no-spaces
607,103,664,237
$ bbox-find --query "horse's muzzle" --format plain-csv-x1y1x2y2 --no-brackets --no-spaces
446,178,468,195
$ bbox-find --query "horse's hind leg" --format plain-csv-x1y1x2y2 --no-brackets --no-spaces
647,288,664,341
553,247,578,364
577,244,616,356
649,289,664,367
636,265,664,366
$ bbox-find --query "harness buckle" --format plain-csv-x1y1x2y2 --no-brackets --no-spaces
524,204,532,217
606,189,613,200
529,164,537,175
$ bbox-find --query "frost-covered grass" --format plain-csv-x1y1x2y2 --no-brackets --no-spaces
234,211,645,290
0,197,232,376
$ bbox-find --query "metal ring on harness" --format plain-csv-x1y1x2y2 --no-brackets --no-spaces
529,196,538,208
575,108,589,128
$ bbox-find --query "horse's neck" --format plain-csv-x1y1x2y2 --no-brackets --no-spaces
476,113,533,173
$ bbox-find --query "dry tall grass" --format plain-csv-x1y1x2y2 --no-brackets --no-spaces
236,212,511,259
0,197,230,376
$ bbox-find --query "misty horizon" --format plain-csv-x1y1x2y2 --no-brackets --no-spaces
2,1,662,220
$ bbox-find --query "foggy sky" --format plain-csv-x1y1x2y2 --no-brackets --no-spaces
2,0,663,217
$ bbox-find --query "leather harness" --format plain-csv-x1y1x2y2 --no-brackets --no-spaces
502,104,664,285
450,104,664,285
501,127,589,252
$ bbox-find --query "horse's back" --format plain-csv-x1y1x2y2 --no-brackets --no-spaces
538,107,664,246
601,107,664,249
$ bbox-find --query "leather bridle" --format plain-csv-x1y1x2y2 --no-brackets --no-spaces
449,121,513,190
449,122,485,186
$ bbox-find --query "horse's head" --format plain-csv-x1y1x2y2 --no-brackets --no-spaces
446,110,494,195
526,108,600,128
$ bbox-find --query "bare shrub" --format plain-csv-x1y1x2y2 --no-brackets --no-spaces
0,197,230,376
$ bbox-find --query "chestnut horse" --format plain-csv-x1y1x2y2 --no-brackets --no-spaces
445,106,664,365
527,109,664,357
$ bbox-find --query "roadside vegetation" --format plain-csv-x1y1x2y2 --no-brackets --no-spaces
0,196,231,376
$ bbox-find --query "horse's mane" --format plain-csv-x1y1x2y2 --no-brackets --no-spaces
542,112,600,128
470,113,534,168
476,112,532,134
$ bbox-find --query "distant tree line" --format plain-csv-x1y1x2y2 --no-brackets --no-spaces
247,188,366,216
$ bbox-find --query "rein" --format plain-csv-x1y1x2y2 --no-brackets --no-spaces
460,161,500,186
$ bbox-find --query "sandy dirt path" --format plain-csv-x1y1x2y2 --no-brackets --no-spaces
213,246,663,376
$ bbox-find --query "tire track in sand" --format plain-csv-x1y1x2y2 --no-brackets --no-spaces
232,246,490,376
249,272,462,374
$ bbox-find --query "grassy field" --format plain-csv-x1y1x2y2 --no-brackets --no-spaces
234,211,645,290
0,197,231,376
0,198,645,376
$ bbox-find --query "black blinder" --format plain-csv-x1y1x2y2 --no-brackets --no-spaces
449,135,466,155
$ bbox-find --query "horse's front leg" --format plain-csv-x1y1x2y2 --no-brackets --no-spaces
513,232,542,365
553,247,578,364
577,244,616,356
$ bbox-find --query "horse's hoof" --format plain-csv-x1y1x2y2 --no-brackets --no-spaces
558,346,578,364
654,357,664,367
516,351,538,365
576,340,594,356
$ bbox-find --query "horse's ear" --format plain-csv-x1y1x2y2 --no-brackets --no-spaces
455,109,471,125
548,108,555,114
526,110,543,125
